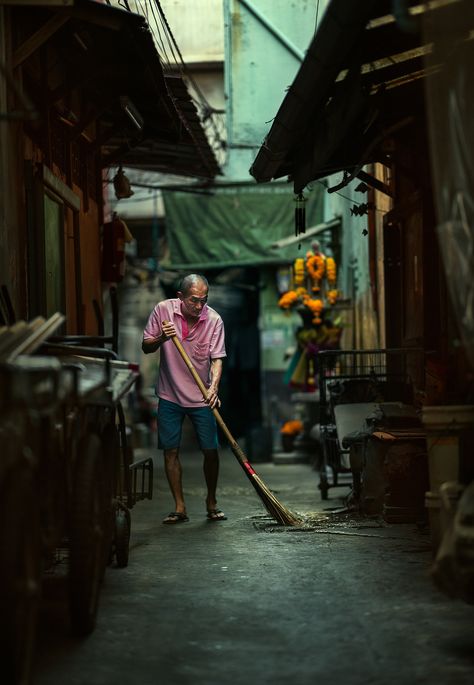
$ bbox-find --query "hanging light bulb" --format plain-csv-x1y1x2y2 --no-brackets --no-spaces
113,165,134,200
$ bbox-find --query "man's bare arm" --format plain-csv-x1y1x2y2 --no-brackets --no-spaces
207,358,223,409
142,320,177,354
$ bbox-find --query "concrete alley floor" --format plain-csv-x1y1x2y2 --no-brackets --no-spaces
34,426,474,685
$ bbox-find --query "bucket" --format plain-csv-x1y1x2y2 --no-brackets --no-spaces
421,405,474,493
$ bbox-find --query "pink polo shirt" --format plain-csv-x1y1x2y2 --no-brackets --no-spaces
143,298,226,407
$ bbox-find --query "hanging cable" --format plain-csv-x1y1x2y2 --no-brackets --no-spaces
152,0,226,158
315,0,320,32
106,1,226,165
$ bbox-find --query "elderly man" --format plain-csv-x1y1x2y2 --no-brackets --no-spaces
142,274,227,524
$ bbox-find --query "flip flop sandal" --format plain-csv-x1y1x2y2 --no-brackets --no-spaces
207,509,227,522
163,512,189,524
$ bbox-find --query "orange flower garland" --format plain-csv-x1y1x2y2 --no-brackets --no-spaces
306,254,325,292
302,296,324,325
326,257,337,286
293,258,306,286
278,290,299,309
278,287,309,310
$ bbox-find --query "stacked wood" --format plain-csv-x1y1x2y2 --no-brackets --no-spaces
0,313,65,362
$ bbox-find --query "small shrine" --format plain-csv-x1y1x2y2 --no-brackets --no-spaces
278,241,343,391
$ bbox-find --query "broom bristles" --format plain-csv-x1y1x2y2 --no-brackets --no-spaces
237,452,301,526
251,472,301,526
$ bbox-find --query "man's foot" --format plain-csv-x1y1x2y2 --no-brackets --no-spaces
163,512,189,524
206,509,227,522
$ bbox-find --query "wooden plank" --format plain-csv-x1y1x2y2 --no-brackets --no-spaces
12,14,70,68
342,0,473,72
0,314,66,361
0,1,74,5
356,170,393,198
41,165,81,211
0,322,31,359
8,313,65,360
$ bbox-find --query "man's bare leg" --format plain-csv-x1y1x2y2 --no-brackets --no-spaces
203,449,226,520
164,448,186,516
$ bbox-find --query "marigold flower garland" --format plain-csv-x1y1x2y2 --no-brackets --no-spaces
278,249,340,326
302,296,324,325
326,257,337,286
293,258,306,286
306,253,325,292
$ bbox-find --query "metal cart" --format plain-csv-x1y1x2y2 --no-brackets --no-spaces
53,353,154,569
0,297,152,681
317,348,423,500
0,354,108,682
0,351,151,682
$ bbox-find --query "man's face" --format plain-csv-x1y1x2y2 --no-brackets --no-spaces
178,282,209,320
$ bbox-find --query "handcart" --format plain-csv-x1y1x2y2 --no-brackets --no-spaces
0,353,108,682
0,351,151,682
0,311,152,683
51,351,154,569
317,348,423,500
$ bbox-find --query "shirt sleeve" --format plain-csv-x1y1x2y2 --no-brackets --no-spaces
143,303,163,340
209,318,226,359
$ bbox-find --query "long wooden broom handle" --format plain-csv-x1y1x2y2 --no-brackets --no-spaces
165,326,249,465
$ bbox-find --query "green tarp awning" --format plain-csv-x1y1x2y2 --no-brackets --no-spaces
162,184,324,270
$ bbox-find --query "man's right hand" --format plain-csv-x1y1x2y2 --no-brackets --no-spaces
161,320,176,339
142,320,177,354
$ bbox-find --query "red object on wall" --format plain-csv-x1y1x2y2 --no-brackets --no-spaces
101,215,130,283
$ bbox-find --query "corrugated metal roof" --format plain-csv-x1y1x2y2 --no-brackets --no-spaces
250,0,471,191
4,0,220,179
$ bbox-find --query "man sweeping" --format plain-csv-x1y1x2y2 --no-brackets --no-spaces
142,274,227,524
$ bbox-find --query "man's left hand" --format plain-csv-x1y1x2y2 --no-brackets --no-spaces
206,387,221,409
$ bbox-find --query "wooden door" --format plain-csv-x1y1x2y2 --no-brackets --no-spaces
383,191,424,349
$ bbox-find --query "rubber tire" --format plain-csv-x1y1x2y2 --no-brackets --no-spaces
100,423,120,572
115,508,131,568
0,459,40,685
68,433,106,637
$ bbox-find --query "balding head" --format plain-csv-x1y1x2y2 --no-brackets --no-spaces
178,274,209,297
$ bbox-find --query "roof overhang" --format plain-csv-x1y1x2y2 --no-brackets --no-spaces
1,0,220,179
250,0,473,192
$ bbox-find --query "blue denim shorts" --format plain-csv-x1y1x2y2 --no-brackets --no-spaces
157,398,218,450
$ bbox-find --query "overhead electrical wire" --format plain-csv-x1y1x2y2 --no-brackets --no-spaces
152,0,226,157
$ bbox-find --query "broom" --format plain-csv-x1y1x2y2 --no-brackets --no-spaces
168,330,300,526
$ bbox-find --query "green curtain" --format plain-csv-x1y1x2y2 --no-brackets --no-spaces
162,184,324,270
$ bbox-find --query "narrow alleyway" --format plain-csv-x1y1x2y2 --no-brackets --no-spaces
34,425,473,685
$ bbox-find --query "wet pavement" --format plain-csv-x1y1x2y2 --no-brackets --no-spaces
34,425,474,685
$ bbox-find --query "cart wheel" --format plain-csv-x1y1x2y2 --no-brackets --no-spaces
100,423,120,572
69,433,106,637
0,455,41,685
115,507,131,568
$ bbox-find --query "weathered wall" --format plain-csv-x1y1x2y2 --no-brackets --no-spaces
0,8,28,318
224,0,317,179
147,0,224,64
